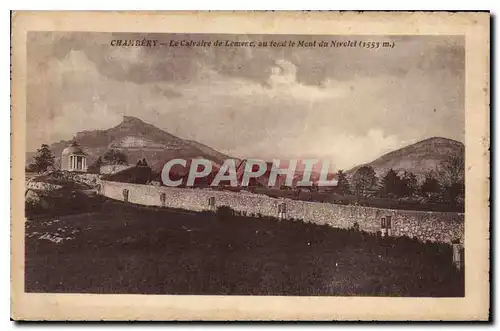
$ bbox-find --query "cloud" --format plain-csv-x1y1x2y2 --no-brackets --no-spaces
264,59,348,100
306,128,405,170
229,126,404,171
26,32,465,171
269,59,297,86
27,50,124,143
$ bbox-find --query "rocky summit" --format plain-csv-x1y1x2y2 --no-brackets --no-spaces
26,116,232,173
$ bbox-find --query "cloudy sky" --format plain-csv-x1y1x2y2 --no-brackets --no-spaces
26,32,464,170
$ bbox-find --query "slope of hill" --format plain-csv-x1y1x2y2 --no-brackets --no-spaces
27,116,232,173
347,137,464,180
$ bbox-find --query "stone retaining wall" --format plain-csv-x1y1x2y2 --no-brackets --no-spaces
100,180,464,244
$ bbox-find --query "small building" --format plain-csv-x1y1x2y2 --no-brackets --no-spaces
61,141,87,172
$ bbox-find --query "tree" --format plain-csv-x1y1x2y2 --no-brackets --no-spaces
352,166,377,197
87,157,103,174
29,144,55,173
439,154,465,187
400,171,418,197
438,154,465,205
445,182,465,206
103,149,128,165
379,169,399,196
336,169,351,195
420,173,440,198
26,163,38,173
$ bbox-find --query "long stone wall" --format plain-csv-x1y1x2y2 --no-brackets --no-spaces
99,180,464,244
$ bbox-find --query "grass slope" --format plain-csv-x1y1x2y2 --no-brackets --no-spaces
25,201,464,296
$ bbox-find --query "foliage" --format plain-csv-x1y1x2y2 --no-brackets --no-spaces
438,154,465,187
437,154,465,205
87,157,103,174
379,169,417,197
400,171,418,196
347,153,465,209
379,169,400,196
136,158,149,167
443,182,465,206
336,169,351,195
103,149,128,165
421,173,440,198
29,144,55,173
352,166,377,197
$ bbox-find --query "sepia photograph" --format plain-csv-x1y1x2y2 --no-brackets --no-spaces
10,11,490,321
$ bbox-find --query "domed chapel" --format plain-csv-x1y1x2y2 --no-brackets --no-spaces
61,141,87,172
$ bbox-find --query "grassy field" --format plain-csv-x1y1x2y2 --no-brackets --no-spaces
25,200,464,296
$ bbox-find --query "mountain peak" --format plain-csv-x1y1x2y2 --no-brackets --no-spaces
121,116,145,125
415,136,463,146
347,136,464,179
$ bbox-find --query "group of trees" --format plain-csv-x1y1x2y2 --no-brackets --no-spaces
87,149,129,173
378,169,418,197
27,144,131,174
335,154,465,206
26,144,55,173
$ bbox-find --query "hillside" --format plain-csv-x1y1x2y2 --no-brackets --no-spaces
26,116,232,173
347,137,465,180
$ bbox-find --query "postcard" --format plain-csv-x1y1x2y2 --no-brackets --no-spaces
10,11,490,321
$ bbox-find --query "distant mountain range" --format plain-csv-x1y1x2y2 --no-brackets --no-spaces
27,116,464,182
